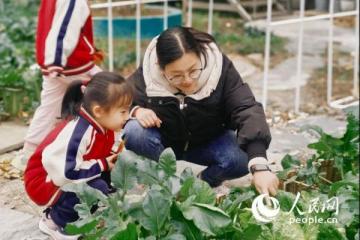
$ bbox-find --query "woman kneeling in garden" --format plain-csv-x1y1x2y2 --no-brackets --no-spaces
123,27,279,195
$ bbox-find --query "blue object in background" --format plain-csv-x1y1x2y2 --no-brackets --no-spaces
93,6,182,39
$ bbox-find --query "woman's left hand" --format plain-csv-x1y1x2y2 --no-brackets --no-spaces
252,170,279,196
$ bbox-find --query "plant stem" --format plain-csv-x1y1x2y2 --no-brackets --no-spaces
318,176,333,184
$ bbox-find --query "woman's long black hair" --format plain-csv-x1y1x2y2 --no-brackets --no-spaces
61,72,133,120
156,27,216,69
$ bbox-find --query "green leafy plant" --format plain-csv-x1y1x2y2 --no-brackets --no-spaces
277,114,359,240
278,114,359,188
64,149,232,239
64,114,359,239
0,0,41,117
307,114,359,178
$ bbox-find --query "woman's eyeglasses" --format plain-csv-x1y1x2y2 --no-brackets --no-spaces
164,66,203,85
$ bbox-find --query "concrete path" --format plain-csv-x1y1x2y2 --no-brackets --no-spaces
0,122,27,154
241,18,357,101
0,208,47,240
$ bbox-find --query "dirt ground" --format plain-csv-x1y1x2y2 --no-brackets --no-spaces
0,152,42,216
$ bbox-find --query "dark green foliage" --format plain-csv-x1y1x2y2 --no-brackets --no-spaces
0,0,41,116
65,114,359,239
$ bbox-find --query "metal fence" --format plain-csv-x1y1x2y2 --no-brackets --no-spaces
91,0,215,70
91,0,359,112
261,0,359,112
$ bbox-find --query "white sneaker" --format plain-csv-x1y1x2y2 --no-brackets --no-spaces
38,212,80,240
11,149,33,171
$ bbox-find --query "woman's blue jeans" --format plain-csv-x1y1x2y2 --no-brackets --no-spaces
123,120,249,187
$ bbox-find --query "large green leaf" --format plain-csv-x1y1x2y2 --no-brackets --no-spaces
110,223,138,240
138,190,172,235
164,176,182,196
73,203,94,221
178,199,231,236
225,191,255,215
241,224,262,240
170,204,204,240
111,150,138,191
136,156,163,185
65,220,98,235
178,177,216,205
180,167,195,182
62,182,107,206
158,148,177,177
101,195,129,238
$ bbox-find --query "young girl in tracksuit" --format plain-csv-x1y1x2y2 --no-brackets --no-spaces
24,72,133,239
16,0,104,169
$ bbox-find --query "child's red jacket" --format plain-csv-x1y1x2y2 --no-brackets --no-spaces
24,108,115,206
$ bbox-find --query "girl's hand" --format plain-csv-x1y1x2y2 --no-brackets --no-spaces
252,170,279,197
106,154,119,170
134,107,162,128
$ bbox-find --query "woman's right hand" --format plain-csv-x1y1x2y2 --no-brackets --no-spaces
134,107,162,128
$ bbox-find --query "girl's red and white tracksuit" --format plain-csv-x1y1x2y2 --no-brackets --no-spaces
24,108,115,207
24,0,101,152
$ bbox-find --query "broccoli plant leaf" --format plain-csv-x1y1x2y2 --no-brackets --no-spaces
136,156,163,185
178,200,231,236
110,223,138,240
112,150,138,191
65,219,98,235
180,167,195,182
137,189,172,236
178,177,216,205
62,182,107,206
241,224,262,240
170,204,204,240
159,148,177,177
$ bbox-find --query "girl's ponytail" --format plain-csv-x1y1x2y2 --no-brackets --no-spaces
60,72,133,120
61,80,84,120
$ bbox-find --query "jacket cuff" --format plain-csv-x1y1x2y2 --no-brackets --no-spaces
246,140,267,160
248,157,268,172
98,158,108,172
47,65,64,74
129,106,140,119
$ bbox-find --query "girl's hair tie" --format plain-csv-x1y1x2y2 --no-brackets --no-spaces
81,80,89,93
80,85,86,94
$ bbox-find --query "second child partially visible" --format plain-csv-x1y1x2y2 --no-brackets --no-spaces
14,0,105,169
